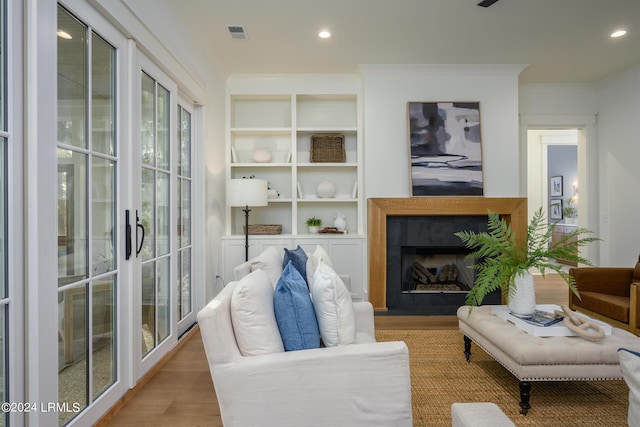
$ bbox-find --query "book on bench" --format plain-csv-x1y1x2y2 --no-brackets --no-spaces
522,309,563,327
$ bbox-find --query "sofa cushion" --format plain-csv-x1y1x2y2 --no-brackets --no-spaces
274,262,320,351
574,291,630,323
283,245,309,287
305,244,332,284
619,348,640,426
311,260,356,346
230,269,285,356
248,246,283,287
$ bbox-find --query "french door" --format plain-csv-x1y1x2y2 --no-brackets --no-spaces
134,53,181,374
176,99,196,336
56,4,130,425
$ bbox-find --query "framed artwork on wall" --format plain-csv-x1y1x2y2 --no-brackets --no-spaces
550,176,563,197
550,199,563,220
407,101,484,196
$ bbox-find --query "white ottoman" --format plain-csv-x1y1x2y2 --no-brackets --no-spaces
451,402,515,427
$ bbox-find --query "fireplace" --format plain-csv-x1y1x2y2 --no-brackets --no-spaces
367,197,527,312
386,215,499,314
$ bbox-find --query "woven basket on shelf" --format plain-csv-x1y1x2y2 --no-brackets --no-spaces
310,134,346,163
244,224,282,235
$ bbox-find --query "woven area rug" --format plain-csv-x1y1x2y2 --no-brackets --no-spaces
375,329,629,427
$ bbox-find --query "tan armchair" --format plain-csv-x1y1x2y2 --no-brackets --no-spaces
569,255,640,335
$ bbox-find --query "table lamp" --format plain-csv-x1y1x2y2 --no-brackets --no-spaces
227,178,268,261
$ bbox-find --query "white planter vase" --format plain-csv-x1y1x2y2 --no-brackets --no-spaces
308,225,320,234
316,181,336,198
507,270,536,318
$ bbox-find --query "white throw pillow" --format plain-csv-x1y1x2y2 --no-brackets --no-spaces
306,245,334,284
310,260,356,346
619,348,640,426
231,269,284,356
249,246,283,287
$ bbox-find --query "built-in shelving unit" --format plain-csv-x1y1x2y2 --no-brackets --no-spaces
226,92,362,236
222,77,365,298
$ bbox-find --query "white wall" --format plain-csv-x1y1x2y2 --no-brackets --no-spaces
359,65,524,198
596,66,640,266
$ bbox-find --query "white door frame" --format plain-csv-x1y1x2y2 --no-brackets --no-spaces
520,114,599,265
5,0,25,425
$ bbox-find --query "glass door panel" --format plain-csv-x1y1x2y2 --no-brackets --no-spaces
177,104,193,328
158,171,170,256
57,5,118,425
157,256,170,342
91,157,115,275
141,262,155,356
57,150,87,281
91,36,115,157
91,276,115,399
138,70,173,357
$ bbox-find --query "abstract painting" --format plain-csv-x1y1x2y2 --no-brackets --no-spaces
408,102,483,196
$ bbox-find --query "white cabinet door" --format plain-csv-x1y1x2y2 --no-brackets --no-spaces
221,239,259,283
329,239,364,300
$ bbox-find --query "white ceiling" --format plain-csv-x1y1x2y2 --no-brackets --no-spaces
140,0,640,83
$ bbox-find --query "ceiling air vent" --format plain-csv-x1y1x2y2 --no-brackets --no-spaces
227,25,247,40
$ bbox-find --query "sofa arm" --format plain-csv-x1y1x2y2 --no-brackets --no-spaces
570,267,634,296
211,341,412,427
353,301,375,339
232,261,252,281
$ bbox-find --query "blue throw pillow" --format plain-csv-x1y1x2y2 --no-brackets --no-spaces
274,262,320,351
283,245,308,287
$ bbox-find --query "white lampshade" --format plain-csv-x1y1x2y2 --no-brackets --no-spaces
227,179,268,207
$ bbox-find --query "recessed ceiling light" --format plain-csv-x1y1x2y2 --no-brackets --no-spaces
57,30,72,40
318,30,331,39
610,30,627,38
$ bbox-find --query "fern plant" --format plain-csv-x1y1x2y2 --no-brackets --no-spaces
454,207,599,307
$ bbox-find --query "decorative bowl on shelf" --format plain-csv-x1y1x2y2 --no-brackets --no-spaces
316,180,336,198
252,148,272,163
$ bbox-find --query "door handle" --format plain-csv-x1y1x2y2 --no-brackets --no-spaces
136,210,145,257
125,210,132,260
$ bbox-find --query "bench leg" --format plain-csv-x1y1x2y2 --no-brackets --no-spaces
519,381,531,415
463,335,472,362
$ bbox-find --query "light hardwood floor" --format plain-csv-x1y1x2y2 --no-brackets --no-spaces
98,273,570,426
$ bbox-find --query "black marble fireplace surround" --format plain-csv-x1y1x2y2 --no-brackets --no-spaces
386,215,500,315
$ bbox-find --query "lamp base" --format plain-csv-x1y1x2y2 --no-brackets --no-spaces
243,205,251,261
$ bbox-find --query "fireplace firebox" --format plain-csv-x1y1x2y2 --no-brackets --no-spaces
386,215,500,315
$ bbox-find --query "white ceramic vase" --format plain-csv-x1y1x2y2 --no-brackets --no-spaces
334,212,346,231
316,181,336,198
507,270,536,318
308,225,320,234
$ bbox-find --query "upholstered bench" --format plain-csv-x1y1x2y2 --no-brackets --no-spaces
457,305,640,414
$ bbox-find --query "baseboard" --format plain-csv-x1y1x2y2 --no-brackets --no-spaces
93,324,201,426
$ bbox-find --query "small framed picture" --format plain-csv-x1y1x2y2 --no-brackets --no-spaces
550,176,563,197
550,199,563,220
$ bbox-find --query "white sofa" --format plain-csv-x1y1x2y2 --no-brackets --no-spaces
197,276,413,426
